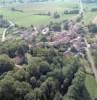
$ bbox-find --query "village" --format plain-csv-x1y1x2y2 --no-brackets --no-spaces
1,0,97,99
4,21,84,58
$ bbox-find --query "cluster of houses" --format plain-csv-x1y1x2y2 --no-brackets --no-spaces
15,26,49,40
11,21,88,65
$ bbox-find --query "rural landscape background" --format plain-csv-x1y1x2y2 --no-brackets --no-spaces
0,0,97,100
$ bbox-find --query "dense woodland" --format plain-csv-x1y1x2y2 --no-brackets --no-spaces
0,38,89,100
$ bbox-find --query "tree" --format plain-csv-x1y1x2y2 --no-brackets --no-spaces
39,61,50,75
63,20,69,30
50,22,61,32
0,39,28,58
13,81,32,100
30,76,37,88
41,36,48,48
0,15,3,19
88,24,97,33
53,12,60,19
13,69,26,81
0,54,14,75
24,91,35,100
53,91,62,100
0,76,15,100
0,15,9,28
63,69,85,100
27,58,42,79
34,88,42,100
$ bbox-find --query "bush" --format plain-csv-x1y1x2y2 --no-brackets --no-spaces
53,12,60,19
91,8,97,12
64,9,79,14
49,22,61,32
88,24,97,33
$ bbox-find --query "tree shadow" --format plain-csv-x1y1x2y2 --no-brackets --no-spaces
80,86,92,100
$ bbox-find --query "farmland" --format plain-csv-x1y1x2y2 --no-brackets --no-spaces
0,2,97,27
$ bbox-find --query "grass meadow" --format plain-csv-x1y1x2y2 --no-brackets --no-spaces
85,74,97,99
0,2,97,26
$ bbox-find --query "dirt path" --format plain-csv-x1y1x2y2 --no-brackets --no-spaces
1,21,14,42
84,38,97,84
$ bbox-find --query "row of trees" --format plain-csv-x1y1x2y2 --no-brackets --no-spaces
0,15,9,28
0,54,14,75
63,69,86,100
64,9,79,15
0,39,28,58
91,7,97,12
82,0,97,3
88,24,97,33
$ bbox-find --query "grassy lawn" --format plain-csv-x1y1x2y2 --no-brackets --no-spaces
0,8,52,26
82,3,97,24
85,74,97,99
13,15,51,26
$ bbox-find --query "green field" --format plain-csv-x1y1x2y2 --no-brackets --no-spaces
85,74,97,99
0,2,97,26
0,8,52,26
82,12,97,24
0,2,80,26
83,3,97,24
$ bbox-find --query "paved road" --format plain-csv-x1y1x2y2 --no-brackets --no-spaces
84,38,97,83
1,21,14,42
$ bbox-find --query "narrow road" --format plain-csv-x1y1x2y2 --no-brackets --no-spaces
1,21,14,42
15,64,23,69
84,38,97,83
